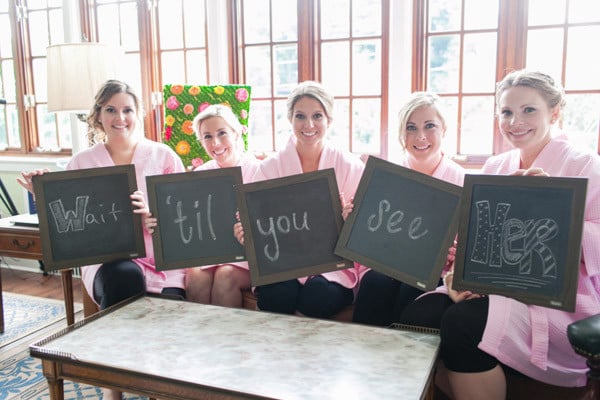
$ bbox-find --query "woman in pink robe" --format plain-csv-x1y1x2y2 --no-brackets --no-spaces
352,92,465,327
235,81,365,318
19,80,187,311
146,104,260,307
402,70,600,399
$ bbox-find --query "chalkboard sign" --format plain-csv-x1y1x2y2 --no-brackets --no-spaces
237,169,353,286
32,165,145,272
146,167,245,271
335,156,462,290
452,174,587,312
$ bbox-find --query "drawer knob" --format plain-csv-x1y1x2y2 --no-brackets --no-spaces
12,239,34,250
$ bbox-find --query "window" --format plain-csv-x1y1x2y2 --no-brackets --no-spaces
2,0,71,155
233,0,389,157
415,0,600,161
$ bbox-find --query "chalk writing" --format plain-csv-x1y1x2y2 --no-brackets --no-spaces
256,212,310,262
367,199,429,240
49,196,123,233
470,200,558,278
166,194,216,244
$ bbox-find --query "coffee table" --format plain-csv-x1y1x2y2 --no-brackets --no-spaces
30,295,440,400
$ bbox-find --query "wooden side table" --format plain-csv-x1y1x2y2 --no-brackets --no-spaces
0,215,75,327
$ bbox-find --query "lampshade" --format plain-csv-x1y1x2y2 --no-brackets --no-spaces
47,43,124,113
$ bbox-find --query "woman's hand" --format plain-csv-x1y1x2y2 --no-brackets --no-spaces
445,239,457,268
511,167,549,177
233,221,245,245
131,191,149,215
17,169,50,194
340,193,354,221
444,269,481,303
145,215,157,234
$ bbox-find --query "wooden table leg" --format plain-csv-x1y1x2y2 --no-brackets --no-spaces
60,269,74,325
42,360,65,400
0,266,4,333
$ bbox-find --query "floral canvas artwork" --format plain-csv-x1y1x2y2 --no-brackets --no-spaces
162,84,251,169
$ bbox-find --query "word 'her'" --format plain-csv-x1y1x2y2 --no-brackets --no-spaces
470,201,558,277
166,195,216,244
367,199,429,240
49,196,122,233
256,212,310,262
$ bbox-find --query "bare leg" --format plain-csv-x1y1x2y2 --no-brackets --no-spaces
447,364,506,400
211,266,250,307
434,362,453,399
101,388,122,400
185,268,215,304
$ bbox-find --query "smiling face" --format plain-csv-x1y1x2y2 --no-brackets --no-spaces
290,96,330,152
497,85,559,157
198,116,241,167
403,105,445,172
98,92,138,141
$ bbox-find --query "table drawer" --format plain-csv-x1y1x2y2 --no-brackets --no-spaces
0,233,43,259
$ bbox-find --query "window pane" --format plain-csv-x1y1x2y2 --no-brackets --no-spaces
462,32,497,93
565,26,600,90
271,0,297,41
438,96,459,155
28,10,49,56
0,14,12,57
56,112,72,150
248,100,273,151
36,104,59,151
569,0,600,23
97,5,121,45
48,8,64,45
352,98,380,154
183,0,206,47
122,53,142,94
321,42,350,97
352,0,381,37
429,0,461,32
274,99,289,150
273,44,298,97
161,51,185,84
330,99,350,151
321,0,350,39
159,0,184,50
120,2,140,51
459,96,495,154
7,104,20,148
428,35,460,93
186,50,208,85
526,28,563,83
563,93,600,152
243,0,270,44
528,0,565,25
1,59,16,102
245,46,272,98
352,39,381,95
32,57,47,102
464,0,498,30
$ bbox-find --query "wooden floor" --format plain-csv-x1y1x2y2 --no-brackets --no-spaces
1,266,83,304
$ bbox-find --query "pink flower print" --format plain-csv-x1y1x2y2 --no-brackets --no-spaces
165,126,173,141
235,88,249,102
183,103,194,115
240,109,248,120
191,158,204,168
166,96,179,110
199,102,210,112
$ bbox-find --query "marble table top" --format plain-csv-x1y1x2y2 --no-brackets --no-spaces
33,296,440,399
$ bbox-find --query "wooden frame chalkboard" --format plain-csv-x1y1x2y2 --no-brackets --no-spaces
335,156,462,291
146,167,245,271
32,165,145,271
452,174,587,311
237,168,353,286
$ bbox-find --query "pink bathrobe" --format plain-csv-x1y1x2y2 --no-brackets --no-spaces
477,134,600,387
252,135,365,290
68,138,187,303
193,152,260,271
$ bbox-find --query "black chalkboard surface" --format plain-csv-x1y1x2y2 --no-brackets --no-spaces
146,167,245,271
452,174,588,312
32,165,145,272
237,168,353,286
335,156,462,290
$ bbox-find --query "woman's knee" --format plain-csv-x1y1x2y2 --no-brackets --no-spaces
297,276,353,318
256,280,300,314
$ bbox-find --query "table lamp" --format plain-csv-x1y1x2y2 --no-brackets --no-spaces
47,42,123,122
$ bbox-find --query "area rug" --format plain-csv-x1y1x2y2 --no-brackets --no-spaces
0,293,145,400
